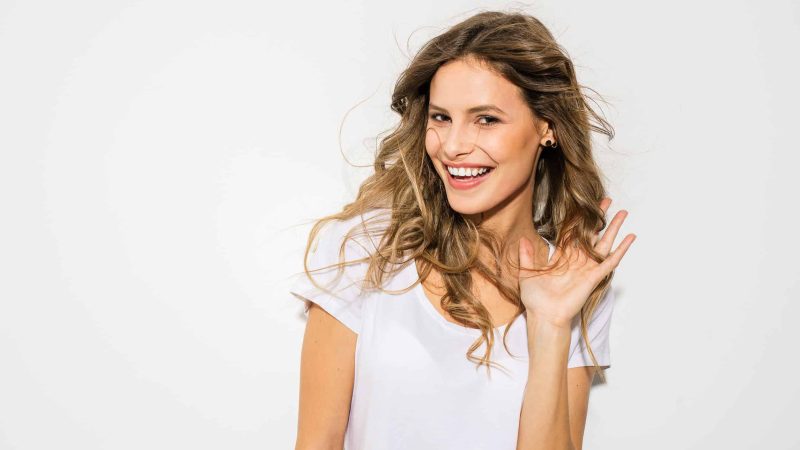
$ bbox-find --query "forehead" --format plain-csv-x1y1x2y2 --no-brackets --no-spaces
429,57,525,111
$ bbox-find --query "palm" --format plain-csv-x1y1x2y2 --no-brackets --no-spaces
518,198,636,328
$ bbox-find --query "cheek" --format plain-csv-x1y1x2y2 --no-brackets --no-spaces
480,133,526,163
424,128,441,156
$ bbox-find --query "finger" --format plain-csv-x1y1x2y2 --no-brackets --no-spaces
599,197,612,215
595,209,629,256
595,233,636,278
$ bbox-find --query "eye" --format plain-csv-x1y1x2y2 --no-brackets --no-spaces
477,115,499,126
428,113,500,127
429,113,448,122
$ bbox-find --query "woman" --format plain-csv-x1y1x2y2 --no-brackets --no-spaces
290,10,636,450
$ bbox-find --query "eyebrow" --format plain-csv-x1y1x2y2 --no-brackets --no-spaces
428,103,508,115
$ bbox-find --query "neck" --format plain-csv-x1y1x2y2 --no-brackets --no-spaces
469,174,550,270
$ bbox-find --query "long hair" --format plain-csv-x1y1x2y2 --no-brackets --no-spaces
298,9,616,381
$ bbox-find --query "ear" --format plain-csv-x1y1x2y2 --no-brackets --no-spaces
537,120,555,145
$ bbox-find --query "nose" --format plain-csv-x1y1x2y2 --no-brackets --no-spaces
439,121,479,161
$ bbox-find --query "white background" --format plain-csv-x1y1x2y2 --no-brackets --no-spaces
1,0,798,449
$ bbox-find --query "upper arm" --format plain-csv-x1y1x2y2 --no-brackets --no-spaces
295,302,357,449
566,366,599,450
291,217,376,448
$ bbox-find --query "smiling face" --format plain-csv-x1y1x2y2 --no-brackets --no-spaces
424,56,554,222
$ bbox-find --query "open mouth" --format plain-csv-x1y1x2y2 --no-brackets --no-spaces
445,165,494,181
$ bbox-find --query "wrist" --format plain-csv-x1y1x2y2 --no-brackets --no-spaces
525,312,572,367
525,311,573,333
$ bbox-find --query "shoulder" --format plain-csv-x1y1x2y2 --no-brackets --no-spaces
291,207,393,334
308,208,391,270
310,207,392,264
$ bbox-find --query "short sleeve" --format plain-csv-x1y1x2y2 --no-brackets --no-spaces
289,218,371,335
567,285,615,369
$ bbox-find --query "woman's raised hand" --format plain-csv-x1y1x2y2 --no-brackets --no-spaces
518,198,636,329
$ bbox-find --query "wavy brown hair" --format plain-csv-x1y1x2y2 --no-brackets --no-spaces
296,9,616,382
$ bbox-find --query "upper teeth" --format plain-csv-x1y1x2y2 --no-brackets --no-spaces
447,166,490,176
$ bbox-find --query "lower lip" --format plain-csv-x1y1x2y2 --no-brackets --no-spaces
445,167,494,190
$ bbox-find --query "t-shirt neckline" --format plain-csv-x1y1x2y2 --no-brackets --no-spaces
405,236,556,337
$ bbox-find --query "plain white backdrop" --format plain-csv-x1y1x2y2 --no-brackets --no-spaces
1,0,798,448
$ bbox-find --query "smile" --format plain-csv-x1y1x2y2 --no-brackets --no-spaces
444,164,494,190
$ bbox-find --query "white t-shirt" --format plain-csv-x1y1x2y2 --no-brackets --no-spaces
289,209,614,450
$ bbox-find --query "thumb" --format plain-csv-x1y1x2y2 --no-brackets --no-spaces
518,236,534,279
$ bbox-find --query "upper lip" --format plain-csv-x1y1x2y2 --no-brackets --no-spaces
442,161,494,169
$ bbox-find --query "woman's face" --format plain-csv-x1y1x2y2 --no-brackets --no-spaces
424,56,553,217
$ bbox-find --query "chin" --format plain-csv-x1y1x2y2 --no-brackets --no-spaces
446,198,490,217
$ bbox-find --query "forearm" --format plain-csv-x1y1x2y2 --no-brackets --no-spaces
516,313,574,450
